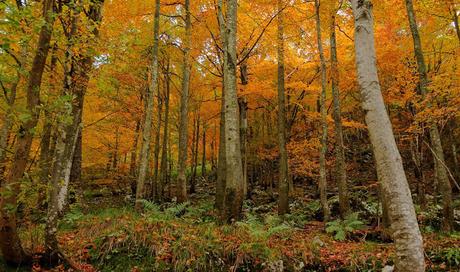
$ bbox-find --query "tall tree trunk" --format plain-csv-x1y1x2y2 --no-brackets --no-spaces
405,0,453,232
0,1,26,183
159,61,170,202
176,0,192,203
238,97,248,197
330,9,349,218
277,0,289,216
45,0,104,262
135,0,160,211
202,127,206,178
215,0,227,211
315,0,330,221
0,0,55,264
152,97,162,201
130,120,140,177
222,0,244,222
190,116,200,194
351,1,425,270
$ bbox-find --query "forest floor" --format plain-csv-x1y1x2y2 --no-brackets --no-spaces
1,178,460,272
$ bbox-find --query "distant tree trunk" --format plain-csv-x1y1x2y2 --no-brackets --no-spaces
0,0,55,265
330,9,349,218
277,0,289,216
190,116,200,194
112,127,119,170
202,127,206,178
410,138,426,208
136,0,160,211
351,1,425,270
130,120,140,180
405,0,453,232
215,0,227,211
222,0,244,222
159,61,170,202
176,0,191,203
315,0,330,221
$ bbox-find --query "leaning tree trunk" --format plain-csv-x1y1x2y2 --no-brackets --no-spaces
0,0,55,265
176,0,192,203
315,0,330,221
351,1,425,270
405,0,453,232
330,9,350,218
135,0,160,211
222,0,244,222
277,0,289,216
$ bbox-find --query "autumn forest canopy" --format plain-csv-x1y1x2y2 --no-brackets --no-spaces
0,0,459,271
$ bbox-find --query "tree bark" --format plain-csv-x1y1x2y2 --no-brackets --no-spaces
45,0,104,263
315,0,330,221
176,0,192,203
152,96,162,201
190,116,200,194
222,0,244,222
277,0,289,216
202,127,206,178
351,1,425,270
136,0,160,211
215,0,227,211
405,0,453,232
330,9,350,218
159,61,170,202
0,0,55,264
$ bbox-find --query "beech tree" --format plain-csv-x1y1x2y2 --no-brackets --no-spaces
351,0,425,270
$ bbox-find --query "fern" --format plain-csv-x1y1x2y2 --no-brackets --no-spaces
326,213,364,241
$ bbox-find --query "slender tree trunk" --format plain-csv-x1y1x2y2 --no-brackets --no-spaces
330,9,349,218
215,0,227,211
215,85,226,210
136,0,160,211
277,0,289,216
152,97,162,201
45,1,104,262
0,1,26,183
222,0,244,222
130,120,140,178
176,0,192,203
0,0,55,264
351,1,425,270
112,127,119,170
202,127,206,178
159,61,170,202
238,97,248,197
315,0,330,221
405,0,453,232
190,116,200,194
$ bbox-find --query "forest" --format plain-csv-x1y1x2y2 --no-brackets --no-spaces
0,0,459,271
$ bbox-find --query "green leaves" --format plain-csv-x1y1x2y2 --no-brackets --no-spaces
325,213,365,241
